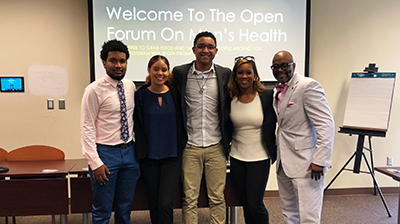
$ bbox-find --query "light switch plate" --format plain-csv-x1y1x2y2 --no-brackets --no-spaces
59,99,65,110
47,99,54,110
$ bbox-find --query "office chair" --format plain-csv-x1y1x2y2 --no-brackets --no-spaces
0,147,13,224
6,145,65,161
0,147,6,161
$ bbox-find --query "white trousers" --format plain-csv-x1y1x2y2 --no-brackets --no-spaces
277,165,325,224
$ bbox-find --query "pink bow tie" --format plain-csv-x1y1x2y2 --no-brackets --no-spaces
275,83,288,93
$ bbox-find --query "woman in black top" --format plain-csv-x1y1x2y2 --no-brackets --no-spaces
134,55,187,224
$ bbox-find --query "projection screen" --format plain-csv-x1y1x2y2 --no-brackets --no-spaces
89,0,310,82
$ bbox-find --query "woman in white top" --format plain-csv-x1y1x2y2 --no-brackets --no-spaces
226,56,277,224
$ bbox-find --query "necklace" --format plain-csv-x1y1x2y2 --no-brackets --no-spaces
195,72,211,94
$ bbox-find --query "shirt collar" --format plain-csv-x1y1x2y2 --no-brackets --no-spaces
286,72,297,86
104,74,122,88
191,62,214,76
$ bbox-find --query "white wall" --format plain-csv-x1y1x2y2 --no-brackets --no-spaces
1,0,399,190
308,0,400,188
0,0,89,159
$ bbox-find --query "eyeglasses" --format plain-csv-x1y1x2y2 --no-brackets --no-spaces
195,44,216,50
234,56,255,63
270,62,293,71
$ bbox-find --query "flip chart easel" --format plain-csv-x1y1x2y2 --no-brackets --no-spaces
325,64,396,217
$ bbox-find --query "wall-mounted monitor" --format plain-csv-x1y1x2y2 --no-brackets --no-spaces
88,0,310,83
0,77,24,92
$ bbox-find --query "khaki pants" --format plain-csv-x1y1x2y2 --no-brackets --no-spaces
182,143,226,224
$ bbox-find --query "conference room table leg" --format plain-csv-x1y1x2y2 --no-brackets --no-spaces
229,206,237,224
398,183,400,224
82,213,90,224
60,214,68,224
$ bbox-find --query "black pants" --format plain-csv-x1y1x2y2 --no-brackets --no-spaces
230,157,271,224
139,157,182,224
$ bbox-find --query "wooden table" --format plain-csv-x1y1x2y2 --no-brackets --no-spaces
375,166,400,224
69,159,241,224
0,159,80,224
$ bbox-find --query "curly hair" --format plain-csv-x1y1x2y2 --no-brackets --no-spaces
100,39,130,61
227,58,265,98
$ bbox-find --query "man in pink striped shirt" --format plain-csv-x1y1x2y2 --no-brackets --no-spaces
81,39,140,224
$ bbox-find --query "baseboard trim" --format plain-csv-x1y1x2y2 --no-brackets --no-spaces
264,187,399,198
323,187,399,195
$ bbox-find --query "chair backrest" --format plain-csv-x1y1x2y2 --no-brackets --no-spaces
6,145,65,161
0,147,7,161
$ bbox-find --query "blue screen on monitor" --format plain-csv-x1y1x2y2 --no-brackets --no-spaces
0,77,24,92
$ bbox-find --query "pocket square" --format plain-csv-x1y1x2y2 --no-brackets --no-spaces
287,102,294,106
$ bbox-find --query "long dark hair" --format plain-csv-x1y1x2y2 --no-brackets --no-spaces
145,55,173,84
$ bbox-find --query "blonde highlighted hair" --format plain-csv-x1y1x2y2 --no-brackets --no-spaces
227,58,265,98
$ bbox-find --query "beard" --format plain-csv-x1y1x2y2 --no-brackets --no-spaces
107,70,125,81
274,70,293,83
108,74,124,80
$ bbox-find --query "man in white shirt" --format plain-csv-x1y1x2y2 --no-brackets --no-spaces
81,40,140,224
272,50,334,224
172,31,231,224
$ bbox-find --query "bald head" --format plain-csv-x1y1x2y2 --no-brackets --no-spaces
271,50,296,83
273,51,294,63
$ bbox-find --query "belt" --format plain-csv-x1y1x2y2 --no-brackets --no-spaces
187,141,221,148
97,140,134,149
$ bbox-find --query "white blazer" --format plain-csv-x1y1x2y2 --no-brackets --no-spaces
273,73,334,178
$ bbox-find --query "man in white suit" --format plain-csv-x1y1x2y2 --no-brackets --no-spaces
271,50,334,224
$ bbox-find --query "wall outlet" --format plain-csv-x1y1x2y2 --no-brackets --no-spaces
387,157,393,166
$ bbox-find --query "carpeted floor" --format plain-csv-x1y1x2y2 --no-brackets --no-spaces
2,194,398,224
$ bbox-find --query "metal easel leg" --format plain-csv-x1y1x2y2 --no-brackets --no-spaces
324,152,357,192
362,153,392,217
365,135,377,195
